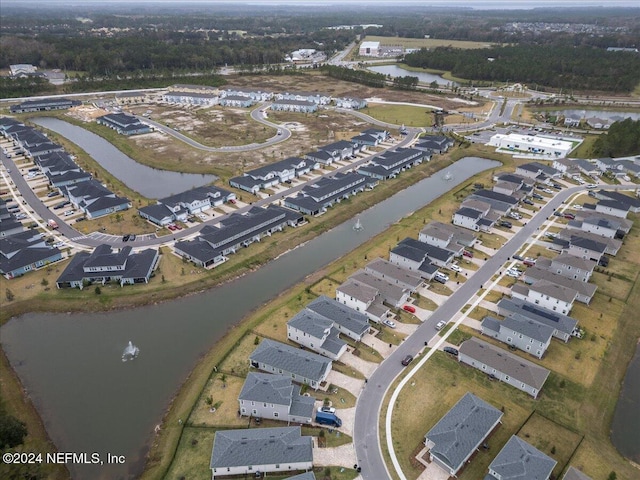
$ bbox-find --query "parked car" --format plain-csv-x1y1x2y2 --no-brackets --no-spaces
564,213,576,220
499,220,512,229
318,406,336,414
122,234,130,242
598,256,609,267
401,355,414,366
586,184,598,189
383,319,397,329
506,270,521,278
435,320,446,330
463,250,473,258
552,183,563,189
443,346,459,356
315,411,342,427
523,257,536,267
64,210,75,216
228,199,237,204
168,224,178,231
532,193,544,200
402,305,416,313
450,264,462,273
507,212,522,220
553,210,563,217
128,234,136,241
543,188,554,194
174,224,183,230
47,191,60,198
523,199,534,206
512,254,524,261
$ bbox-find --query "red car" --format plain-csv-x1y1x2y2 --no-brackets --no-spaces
168,224,178,231
174,224,183,230
228,199,237,204
463,250,474,258
564,213,576,220
403,305,416,313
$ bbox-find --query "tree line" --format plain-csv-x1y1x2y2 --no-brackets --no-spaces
320,65,386,88
403,45,640,93
593,119,640,158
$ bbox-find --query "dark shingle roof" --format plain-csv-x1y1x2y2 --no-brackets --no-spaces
250,339,331,383
486,435,556,480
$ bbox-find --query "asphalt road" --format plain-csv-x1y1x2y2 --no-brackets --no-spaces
1,128,421,249
353,182,633,480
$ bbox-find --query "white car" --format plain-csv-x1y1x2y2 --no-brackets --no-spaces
450,264,462,273
506,270,520,278
543,188,553,194
64,210,75,216
53,242,65,248
435,321,446,331
383,319,396,329
586,184,598,189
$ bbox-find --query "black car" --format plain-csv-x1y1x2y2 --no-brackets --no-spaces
523,199,534,206
401,355,414,366
512,254,524,261
598,256,609,267
499,221,512,229
532,193,544,200
443,346,459,356
122,234,130,242
552,183,562,189
553,211,563,216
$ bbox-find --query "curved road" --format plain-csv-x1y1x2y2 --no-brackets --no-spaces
353,182,633,480
140,102,293,152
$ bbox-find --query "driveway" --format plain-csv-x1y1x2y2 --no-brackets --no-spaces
340,351,378,378
313,440,358,469
325,370,365,397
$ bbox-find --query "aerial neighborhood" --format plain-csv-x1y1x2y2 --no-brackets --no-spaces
1,6,640,480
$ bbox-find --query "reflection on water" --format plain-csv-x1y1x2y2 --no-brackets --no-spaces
368,64,460,86
1,157,499,479
32,117,218,198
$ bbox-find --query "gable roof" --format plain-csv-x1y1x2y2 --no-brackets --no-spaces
239,372,295,406
459,338,550,391
426,392,503,474
563,466,593,480
210,426,312,469
497,297,578,336
250,339,331,382
486,435,556,480
306,295,370,338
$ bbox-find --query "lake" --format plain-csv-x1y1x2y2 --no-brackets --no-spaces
32,117,218,199
368,64,460,86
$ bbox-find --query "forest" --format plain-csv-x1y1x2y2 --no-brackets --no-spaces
403,45,640,93
592,119,640,158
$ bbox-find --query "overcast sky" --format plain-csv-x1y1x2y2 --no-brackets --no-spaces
5,0,640,7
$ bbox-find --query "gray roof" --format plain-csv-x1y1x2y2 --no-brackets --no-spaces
337,278,378,303
597,190,640,209
529,280,578,304
391,244,426,263
306,295,370,338
455,207,483,219
400,237,453,263
563,466,593,480
597,199,629,212
239,372,295,406
210,426,312,469
470,189,519,206
288,310,334,339
497,297,578,336
569,236,607,254
425,392,503,474
503,314,555,344
486,435,556,480
422,222,477,247
250,339,331,383
349,270,408,306
365,258,423,290
550,254,596,272
525,267,597,299
459,338,550,391
285,472,316,480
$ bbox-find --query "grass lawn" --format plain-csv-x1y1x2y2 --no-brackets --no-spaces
362,35,500,50
164,427,215,480
516,412,582,479
188,374,246,428
310,276,341,298
320,385,357,410
376,327,407,346
361,104,433,128
415,294,438,311
218,333,262,378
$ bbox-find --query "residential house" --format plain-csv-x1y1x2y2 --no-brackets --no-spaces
305,295,370,342
576,209,632,234
497,297,578,342
423,392,503,476
270,100,318,113
467,189,519,215
334,97,367,109
563,113,582,127
565,236,607,262
419,221,476,256
485,435,556,480
175,205,303,267
0,231,63,279
552,158,581,177
515,162,561,181
63,179,130,219
276,91,331,105
219,95,254,108
453,206,487,232
414,135,454,154
358,148,426,181
396,237,454,268
168,84,222,96
284,172,376,216
511,280,577,315
287,310,347,360
458,337,551,398
560,230,621,256
96,113,151,136
573,159,600,177
586,117,609,129
349,270,411,308
10,98,81,113
595,190,640,213
55,244,159,288
388,243,441,281
364,258,423,292
222,87,272,101
249,339,332,389
238,373,315,423
548,253,596,282
595,157,621,173
335,278,389,322
596,199,629,218
209,426,313,479
481,314,554,359
230,157,316,194
162,91,219,106
115,91,147,104
46,170,92,189
572,216,622,239
522,267,597,304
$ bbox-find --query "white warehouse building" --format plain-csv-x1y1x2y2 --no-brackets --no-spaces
488,133,574,158
359,41,380,56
